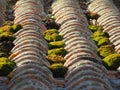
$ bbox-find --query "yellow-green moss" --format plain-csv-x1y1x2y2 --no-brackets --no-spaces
47,14,56,20
0,25,12,33
0,28,5,34
0,32,15,41
44,34,52,42
46,54,65,64
93,36,106,42
0,57,16,76
97,37,110,46
88,25,103,32
49,63,67,78
102,54,120,70
0,24,22,33
52,33,63,41
98,45,115,58
11,24,22,33
92,36,110,46
48,48,67,56
43,29,58,36
91,30,108,38
43,29,63,42
48,41,64,49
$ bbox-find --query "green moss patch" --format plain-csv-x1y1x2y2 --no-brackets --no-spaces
0,24,22,33
0,57,16,76
0,32,15,41
10,24,22,33
91,30,108,38
0,24,22,42
48,41,65,49
102,54,120,70
92,36,106,42
98,45,115,58
48,48,67,56
49,63,68,78
97,37,110,46
92,36,110,46
46,54,65,64
43,29,63,42
88,25,103,32
43,29,59,35
47,14,56,20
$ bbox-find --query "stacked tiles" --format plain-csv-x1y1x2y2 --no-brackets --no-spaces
8,0,56,90
108,71,120,90
0,0,6,26
52,0,112,90
0,77,9,90
88,0,120,53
